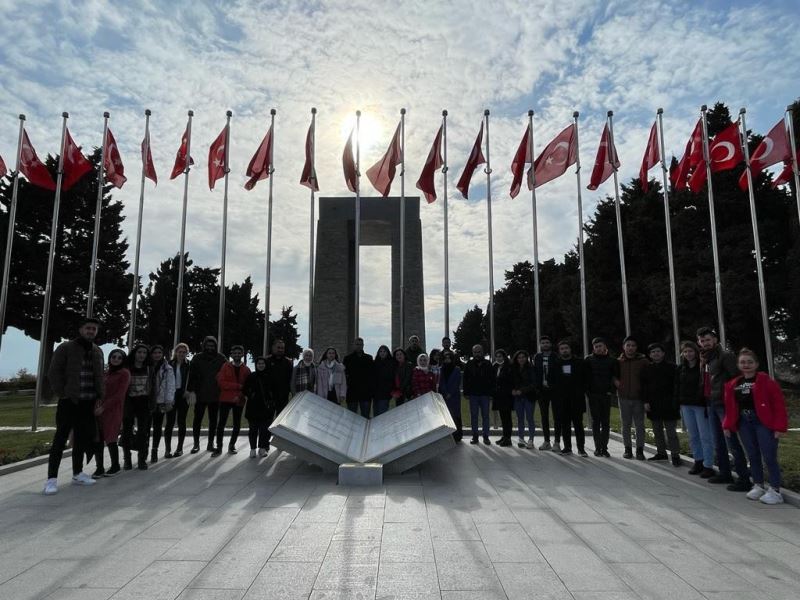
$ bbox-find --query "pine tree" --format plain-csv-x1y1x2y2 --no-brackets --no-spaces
453,305,487,357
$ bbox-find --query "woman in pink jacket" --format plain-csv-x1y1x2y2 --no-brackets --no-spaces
93,349,130,478
723,348,788,505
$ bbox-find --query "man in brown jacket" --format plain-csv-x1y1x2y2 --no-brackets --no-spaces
616,336,648,460
43,317,105,495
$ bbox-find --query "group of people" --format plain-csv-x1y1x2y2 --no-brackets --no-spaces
43,319,789,506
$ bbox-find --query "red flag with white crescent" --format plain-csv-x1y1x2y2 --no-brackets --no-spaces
103,128,127,189
170,125,195,180
772,150,799,188
208,125,228,190
141,127,158,185
532,124,577,189
672,119,703,190
61,128,93,192
639,121,660,192
244,123,273,191
738,119,790,191
688,121,743,193
0,154,6,178
587,123,619,191
366,121,402,197
509,124,531,199
300,118,318,191
415,124,443,203
18,130,55,190
342,128,358,193
456,122,486,199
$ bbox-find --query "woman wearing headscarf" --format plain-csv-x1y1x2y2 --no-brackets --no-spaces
243,356,273,457
411,353,438,399
316,347,347,404
291,348,317,394
92,349,130,477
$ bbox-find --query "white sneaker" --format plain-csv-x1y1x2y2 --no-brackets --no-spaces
43,478,58,495
760,487,784,505
746,484,765,501
258,448,268,457
552,442,561,453
517,437,526,448
538,441,551,451
249,449,257,458
71,472,96,486
526,438,534,449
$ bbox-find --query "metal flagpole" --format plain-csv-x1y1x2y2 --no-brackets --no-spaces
0,114,26,354
607,111,631,336
399,108,406,345
528,110,541,352
700,104,727,348
656,108,681,362
739,108,775,377
484,109,496,356
86,111,109,318
787,105,800,226
573,111,589,358
217,110,232,350
173,110,194,350
308,107,316,345
33,112,69,432
263,109,276,358
354,110,361,339
128,109,150,349
442,109,450,339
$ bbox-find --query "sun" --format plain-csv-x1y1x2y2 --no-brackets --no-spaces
340,112,384,158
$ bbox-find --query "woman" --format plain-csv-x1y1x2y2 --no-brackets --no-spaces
372,345,396,416
439,350,463,441
149,344,176,463
391,348,414,407
723,348,788,505
243,356,272,457
214,345,250,456
92,349,130,478
411,353,437,399
123,344,152,471
676,341,713,477
291,348,317,394
511,350,536,449
429,349,442,381
493,349,514,447
316,347,347,404
164,343,190,458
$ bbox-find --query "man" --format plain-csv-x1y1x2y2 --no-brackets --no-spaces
44,317,105,495
616,336,648,460
343,337,375,416
267,339,293,415
641,342,680,466
697,326,751,491
585,337,618,457
405,335,425,367
187,336,226,453
214,345,250,456
552,340,589,456
533,335,559,451
463,344,494,445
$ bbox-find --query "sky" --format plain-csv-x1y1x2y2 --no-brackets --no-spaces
0,0,799,376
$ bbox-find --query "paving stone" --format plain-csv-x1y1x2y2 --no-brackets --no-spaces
538,544,628,592
0,559,83,600
436,561,504,592
110,560,207,600
611,563,704,599
377,562,439,596
243,561,320,600
493,562,573,599
46,588,118,600
380,522,434,563
570,523,655,563
270,523,337,561
177,590,245,600
475,522,544,562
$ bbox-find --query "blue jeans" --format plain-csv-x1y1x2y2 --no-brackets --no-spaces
737,410,781,489
709,404,749,480
373,398,390,417
515,397,535,440
359,400,372,419
468,395,491,438
681,405,714,467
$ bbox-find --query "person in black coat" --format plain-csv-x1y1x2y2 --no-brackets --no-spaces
186,336,226,453
676,341,714,476
642,342,680,465
584,337,619,458
492,349,514,447
243,357,273,457
391,348,414,407
552,340,589,456
266,339,293,414
372,345,396,416
464,344,495,445
533,335,560,451
511,350,537,448
343,337,375,417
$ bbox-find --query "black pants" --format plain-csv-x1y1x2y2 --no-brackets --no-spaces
498,409,513,440
47,398,96,479
248,416,272,450
216,404,243,450
588,393,611,452
122,395,151,457
151,410,165,452
538,389,560,443
164,392,189,452
560,400,585,452
327,389,339,404
193,402,219,449
94,422,119,472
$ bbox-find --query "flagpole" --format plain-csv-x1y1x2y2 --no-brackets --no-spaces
173,110,193,350
606,111,631,337
0,114,26,354
787,105,800,226
354,110,361,340
128,109,150,349
33,111,69,432
399,108,406,346
484,109,496,356
308,107,317,345
574,111,589,358
656,108,681,362
700,104,727,348
217,110,232,351
262,109,276,358
86,111,109,318
442,109,450,339
739,108,774,377
528,110,541,353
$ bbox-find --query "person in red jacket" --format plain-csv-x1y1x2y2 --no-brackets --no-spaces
93,349,130,478
723,348,788,505
214,345,251,457
411,353,437,399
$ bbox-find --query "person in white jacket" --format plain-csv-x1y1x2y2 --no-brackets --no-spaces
149,344,176,463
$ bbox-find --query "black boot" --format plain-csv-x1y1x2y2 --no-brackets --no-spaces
123,448,133,471
106,443,120,476
623,446,633,459
92,443,105,479
150,448,158,464
688,460,704,475
137,452,148,470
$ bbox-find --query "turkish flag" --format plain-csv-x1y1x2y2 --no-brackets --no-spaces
19,130,55,190
509,124,531,199
61,129,93,192
738,120,790,191
688,121,744,193
342,128,358,193
366,121,402,197
103,128,126,189
300,119,318,191
141,127,158,185
415,124,443,203
639,121,660,193
170,125,195,180
244,124,273,191
208,125,228,190
0,154,6,178
672,119,703,190
772,151,799,188
587,123,619,191
532,124,576,188
456,122,486,199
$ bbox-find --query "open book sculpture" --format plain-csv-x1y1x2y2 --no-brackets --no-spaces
269,390,457,474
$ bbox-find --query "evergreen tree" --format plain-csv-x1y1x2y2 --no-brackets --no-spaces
268,306,301,360
453,305,487,356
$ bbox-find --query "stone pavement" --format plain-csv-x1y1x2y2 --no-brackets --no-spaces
1,435,799,600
